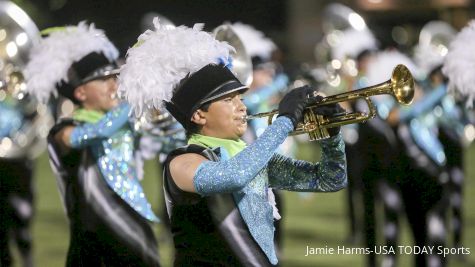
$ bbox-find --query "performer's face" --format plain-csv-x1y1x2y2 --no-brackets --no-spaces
193,92,248,140
75,76,119,112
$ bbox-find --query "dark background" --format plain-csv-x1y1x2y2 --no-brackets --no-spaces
16,0,475,64
19,0,287,56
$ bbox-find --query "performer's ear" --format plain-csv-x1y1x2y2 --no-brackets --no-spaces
73,85,87,102
191,109,206,126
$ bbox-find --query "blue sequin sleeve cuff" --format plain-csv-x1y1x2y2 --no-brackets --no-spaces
193,116,294,196
268,132,347,192
70,102,131,148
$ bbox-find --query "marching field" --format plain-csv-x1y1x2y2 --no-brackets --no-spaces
8,142,475,267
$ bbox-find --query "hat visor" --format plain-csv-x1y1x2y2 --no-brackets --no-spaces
198,80,248,107
81,65,120,84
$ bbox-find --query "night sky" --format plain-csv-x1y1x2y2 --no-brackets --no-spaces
23,0,286,56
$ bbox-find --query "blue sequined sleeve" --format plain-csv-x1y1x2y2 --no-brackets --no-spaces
268,133,347,192
70,102,131,148
399,85,446,122
193,116,294,196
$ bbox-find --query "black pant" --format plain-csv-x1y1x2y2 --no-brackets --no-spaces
66,225,157,267
0,158,34,267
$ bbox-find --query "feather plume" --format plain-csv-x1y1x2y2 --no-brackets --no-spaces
331,28,378,61
24,21,118,103
231,22,276,60
118,18,234,117
442,20,475,107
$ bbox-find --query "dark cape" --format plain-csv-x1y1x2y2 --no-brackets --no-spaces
47,119,160,267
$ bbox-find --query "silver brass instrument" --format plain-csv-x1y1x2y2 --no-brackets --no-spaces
244,64,414,141
0,1,54,159
418,21,455,54
312,3,375,94
213,24,253,86
414,20,455,79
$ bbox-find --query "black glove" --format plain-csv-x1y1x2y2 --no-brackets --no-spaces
277,85,314,128
312,95,346,136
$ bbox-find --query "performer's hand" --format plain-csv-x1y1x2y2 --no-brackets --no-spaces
312,95,346,136
277,85,314,128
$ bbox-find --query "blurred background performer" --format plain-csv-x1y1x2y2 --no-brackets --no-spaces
366,50,449,267
24,22,160,267
355,50,406,267
0,2,53,266
415,20,465,254
442,19,475,255
318,3,379,246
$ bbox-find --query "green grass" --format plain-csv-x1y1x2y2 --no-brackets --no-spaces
7,142,475,266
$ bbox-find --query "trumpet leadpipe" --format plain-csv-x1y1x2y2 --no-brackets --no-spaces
242,110,278,122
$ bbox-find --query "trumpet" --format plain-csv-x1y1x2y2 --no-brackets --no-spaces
243,64,415,141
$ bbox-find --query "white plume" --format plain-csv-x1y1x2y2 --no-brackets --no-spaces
118,18,234,117
442,20,475,107
231,22,276,60
413,44,445,77
331,28,378,61
366,49,421,85
24,21,119,103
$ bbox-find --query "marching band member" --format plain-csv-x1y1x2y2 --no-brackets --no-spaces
442,19,475,255
119,19,347,266
367,50,449,267
0,2,53,266
25,22,160,267
327,24,379,246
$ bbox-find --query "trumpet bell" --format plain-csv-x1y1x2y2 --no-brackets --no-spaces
391,64,414,105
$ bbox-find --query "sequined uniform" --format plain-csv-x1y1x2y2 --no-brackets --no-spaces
70,103,158,222
164,116,347,266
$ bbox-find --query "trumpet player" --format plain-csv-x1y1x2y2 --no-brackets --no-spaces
25,22,160,267
0,2,48,266
119,19,347,266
